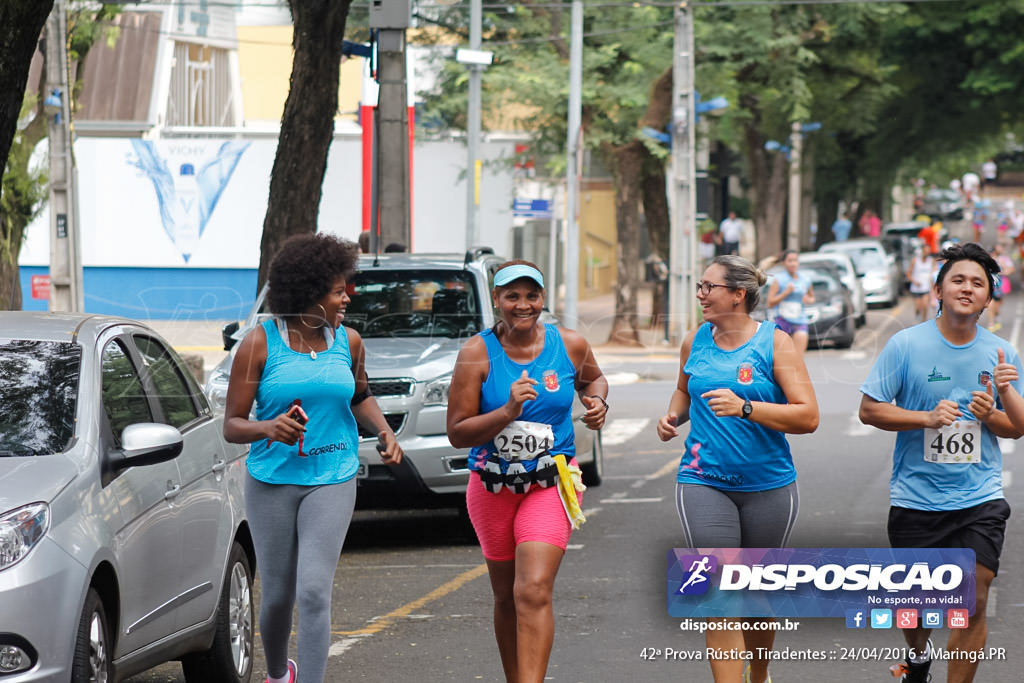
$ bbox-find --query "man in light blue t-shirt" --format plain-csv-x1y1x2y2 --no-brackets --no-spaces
859,243,1022,683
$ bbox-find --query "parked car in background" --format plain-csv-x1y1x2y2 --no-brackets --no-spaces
205,249,603,516
882,220,949,271
921,188,965,221
819,238,903,308
753,266,856,349
0,312,254,683
796,251,867,328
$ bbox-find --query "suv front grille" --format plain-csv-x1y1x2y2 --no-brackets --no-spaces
358,413,406,439
369,379,414,397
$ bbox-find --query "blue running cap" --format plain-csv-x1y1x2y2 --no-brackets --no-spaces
494,264,544,288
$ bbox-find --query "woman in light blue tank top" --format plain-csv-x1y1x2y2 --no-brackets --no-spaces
447,261,608,683
656,255,819,683
766,250,815,355
223,234,403,683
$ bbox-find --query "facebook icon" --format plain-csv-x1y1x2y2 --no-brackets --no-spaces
845,609,866,629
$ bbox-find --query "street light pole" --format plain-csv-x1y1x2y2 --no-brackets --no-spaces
787,121,802,251
465,0,482,249
564,0,583,329
45,0,83,312
669,4,697,343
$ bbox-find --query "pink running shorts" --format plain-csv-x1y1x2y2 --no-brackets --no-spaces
466,462,583,561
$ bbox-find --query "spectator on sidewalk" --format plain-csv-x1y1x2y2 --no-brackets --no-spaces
718,211,744,256
983,159,998,190
831,213,852,242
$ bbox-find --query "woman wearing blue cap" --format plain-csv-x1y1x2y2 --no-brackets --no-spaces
448,259,608,683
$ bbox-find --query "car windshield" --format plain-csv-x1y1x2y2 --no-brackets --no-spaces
346,270,482,339
830,246,885,272
0,340,81,456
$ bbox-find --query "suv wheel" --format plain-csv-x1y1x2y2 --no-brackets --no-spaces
182,542,254,683
71,589,110,683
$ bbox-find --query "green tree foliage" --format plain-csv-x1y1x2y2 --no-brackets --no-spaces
419,2,675,343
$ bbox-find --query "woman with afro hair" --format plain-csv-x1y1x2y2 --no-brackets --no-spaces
224,232,402,683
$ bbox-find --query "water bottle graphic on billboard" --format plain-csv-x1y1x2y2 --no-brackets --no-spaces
129,140,250,263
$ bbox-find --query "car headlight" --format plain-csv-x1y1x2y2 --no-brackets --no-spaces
0,503,49,571
204,369,230,414
423,374,452,407
820,298,844,317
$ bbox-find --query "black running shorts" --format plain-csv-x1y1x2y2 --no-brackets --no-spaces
887,498,1011,574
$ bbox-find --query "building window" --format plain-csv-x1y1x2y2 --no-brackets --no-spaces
167,42,235,126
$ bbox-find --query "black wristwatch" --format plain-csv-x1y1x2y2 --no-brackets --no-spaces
741,399,753,420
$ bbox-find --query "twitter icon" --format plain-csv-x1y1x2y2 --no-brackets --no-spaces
871,609,893,629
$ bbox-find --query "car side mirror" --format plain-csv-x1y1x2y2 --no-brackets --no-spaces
222,321,240,351
104,423,184,482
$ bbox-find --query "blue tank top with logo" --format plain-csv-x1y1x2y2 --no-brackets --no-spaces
468,324,577,472
679,321,795,491
247,319,360,485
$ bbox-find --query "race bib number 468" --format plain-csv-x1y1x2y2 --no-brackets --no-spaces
924,421,980,464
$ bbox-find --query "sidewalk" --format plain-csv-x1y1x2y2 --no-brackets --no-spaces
574,287,680,360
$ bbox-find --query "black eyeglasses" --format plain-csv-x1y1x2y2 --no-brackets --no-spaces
696,281,731,296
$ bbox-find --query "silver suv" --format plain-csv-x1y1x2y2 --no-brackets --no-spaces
205,249,603,512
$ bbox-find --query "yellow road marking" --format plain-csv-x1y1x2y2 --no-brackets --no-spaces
334,563,489,636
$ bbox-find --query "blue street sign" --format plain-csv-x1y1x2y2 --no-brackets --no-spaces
513,198,553,219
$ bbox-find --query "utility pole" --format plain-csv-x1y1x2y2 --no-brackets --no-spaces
668,3,697,342
370,1,411,250
563,0,583,329
787,121,802,251
463,0,483,249
45,0,83,312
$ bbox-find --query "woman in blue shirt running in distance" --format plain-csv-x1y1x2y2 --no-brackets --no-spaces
657,255,819,683
765,250,814,355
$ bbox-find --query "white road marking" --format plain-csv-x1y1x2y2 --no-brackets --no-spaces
999,438,1015,455
988,587,997,617
1004,470,1013,489
601,418,651,446
606,371,641,385
840,350,868,360
328,635,370,656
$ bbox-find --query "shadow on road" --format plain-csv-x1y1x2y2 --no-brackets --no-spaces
344,508,478,550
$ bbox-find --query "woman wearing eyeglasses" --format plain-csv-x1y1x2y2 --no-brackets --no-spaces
656,255,819,683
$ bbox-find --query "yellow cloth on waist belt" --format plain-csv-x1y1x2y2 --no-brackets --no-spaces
553,453,587,529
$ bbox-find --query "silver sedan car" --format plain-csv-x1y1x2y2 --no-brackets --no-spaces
0,312,254,682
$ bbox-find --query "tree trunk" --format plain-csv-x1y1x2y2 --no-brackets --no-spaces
257,0,352,291
605,139,646,346
0,255,20,310
745,127,789,264
640,68,672,330
0,0,53,179
642,160,669,328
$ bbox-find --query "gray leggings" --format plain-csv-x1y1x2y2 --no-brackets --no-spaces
675,482,799,547
246,473,357,683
